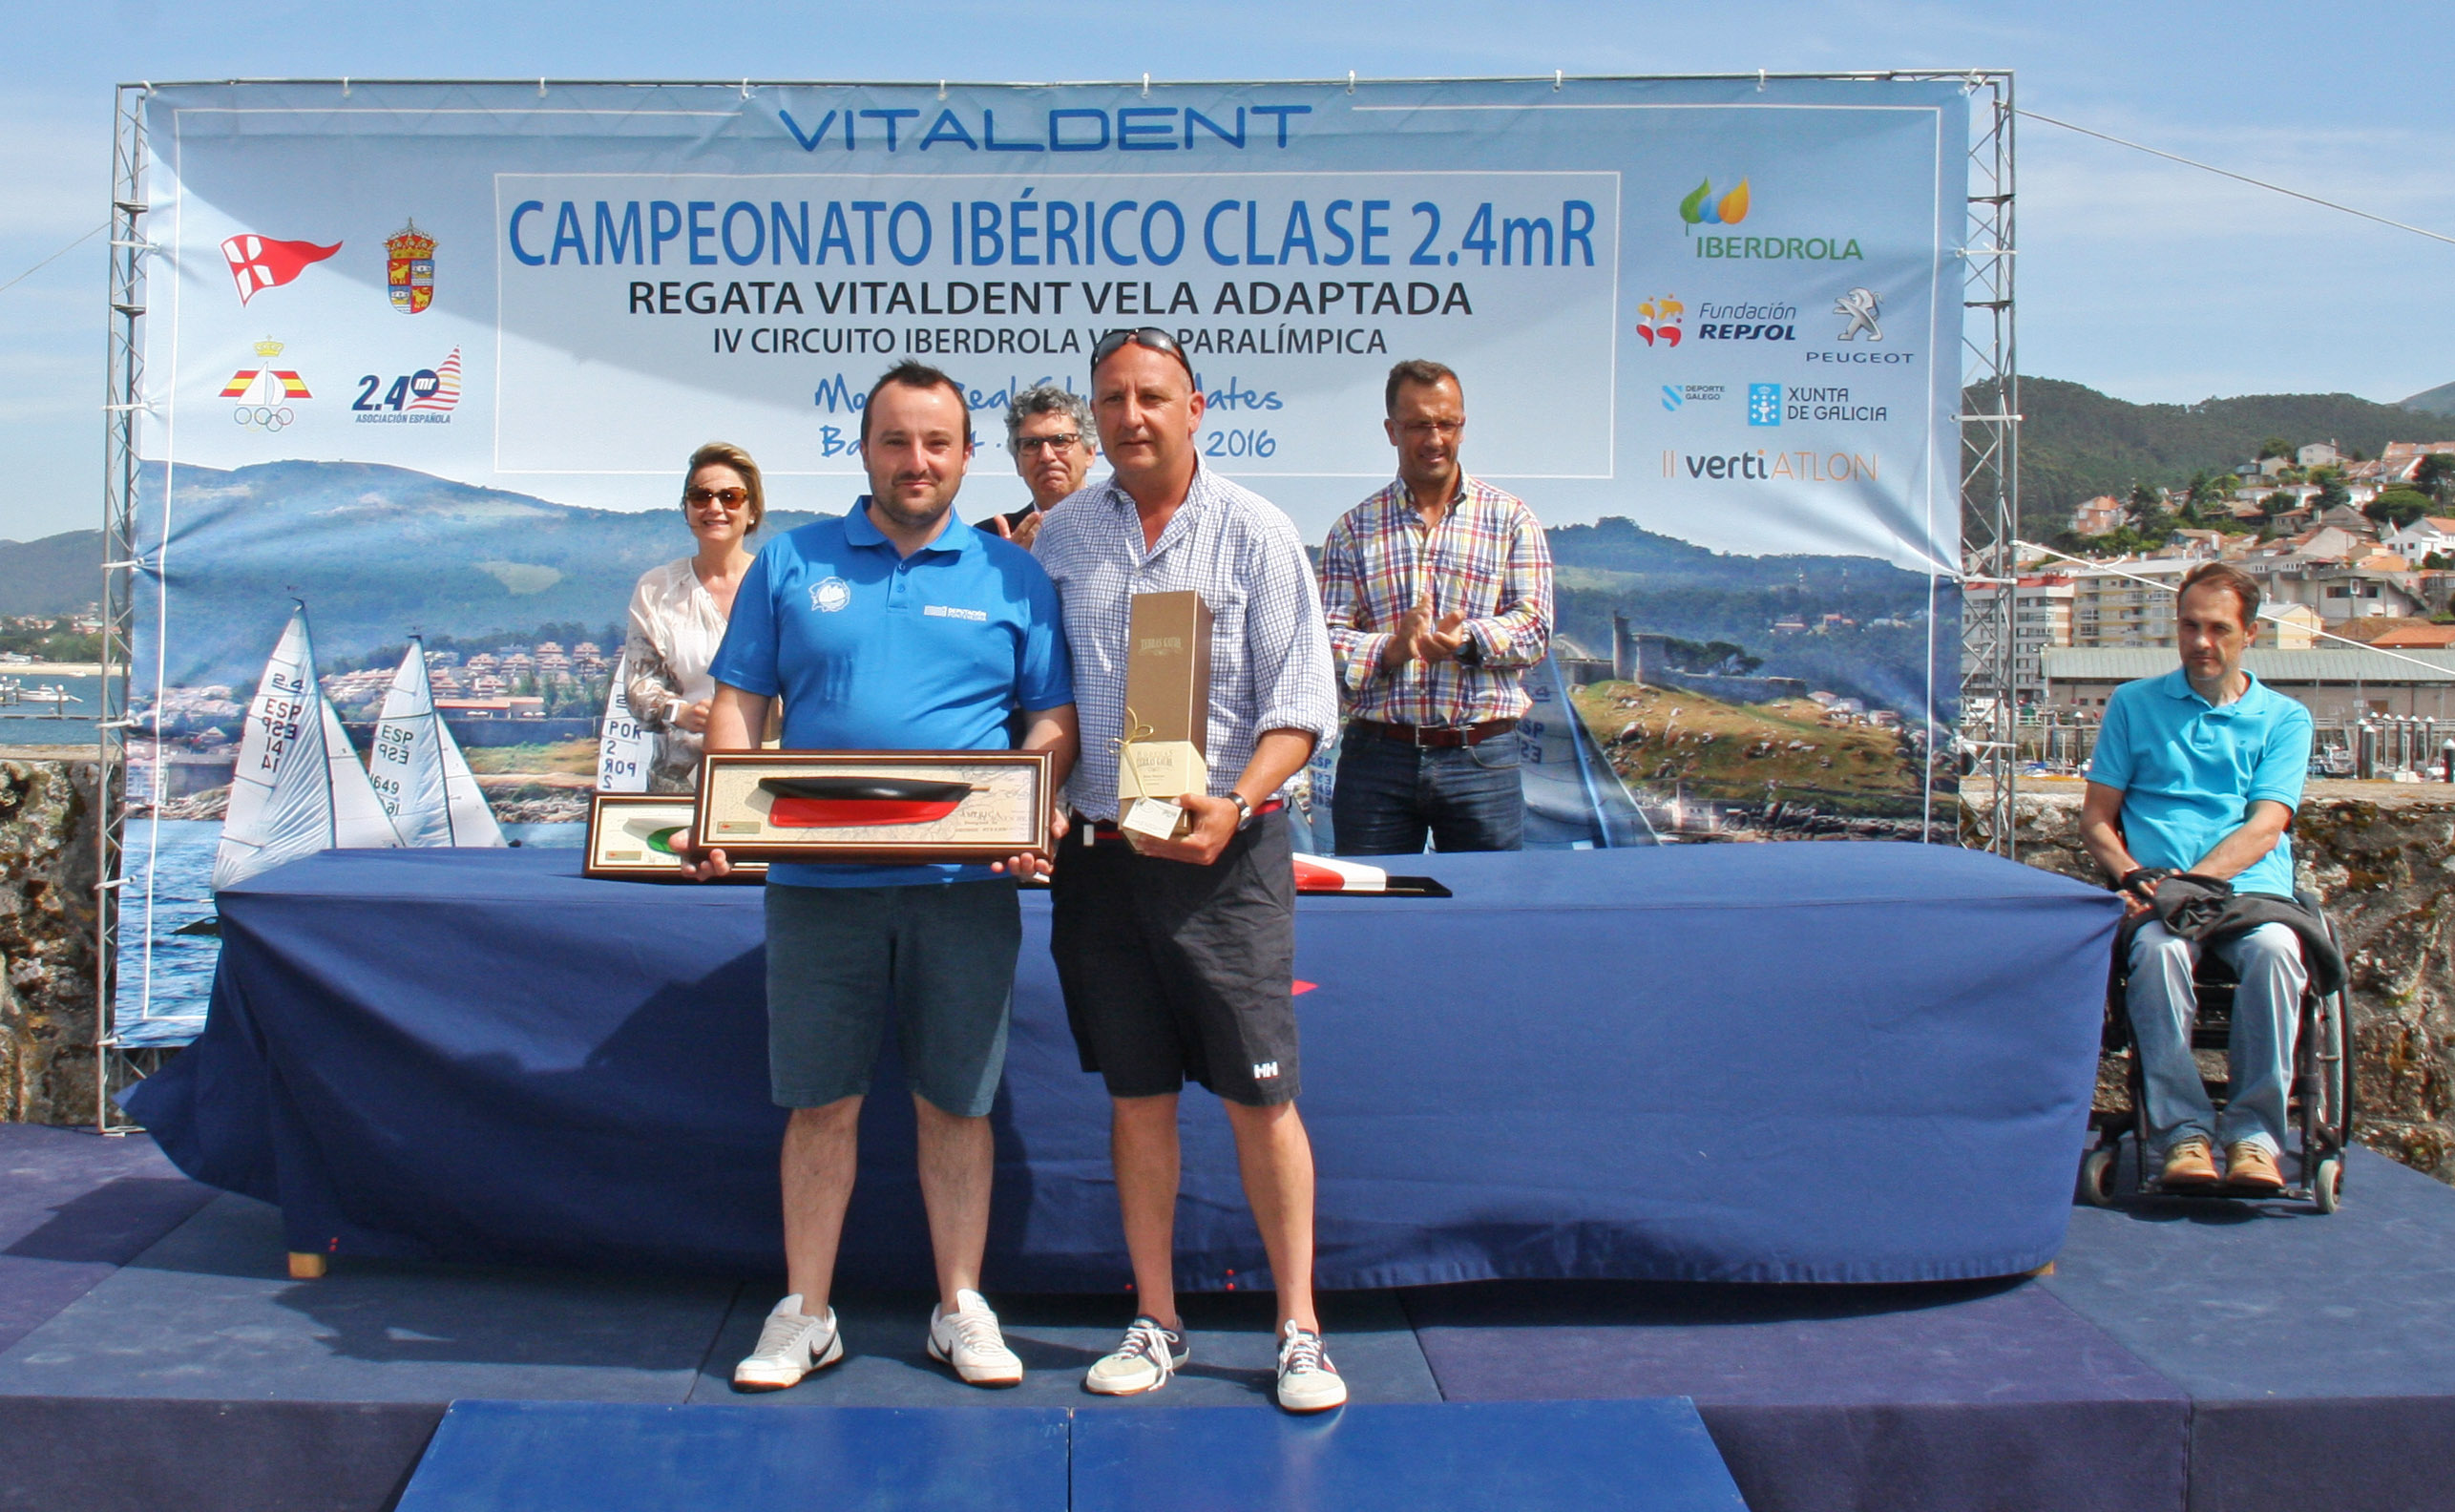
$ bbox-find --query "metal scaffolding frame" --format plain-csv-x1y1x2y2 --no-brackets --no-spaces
94,84,166,1133
82,74,2018,1128
1955,74,2021,855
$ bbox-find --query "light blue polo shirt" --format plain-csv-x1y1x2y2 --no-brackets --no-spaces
2087,667,2312,898
708,498,1073,888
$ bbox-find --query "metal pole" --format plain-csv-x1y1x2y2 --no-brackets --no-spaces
94,85,150,1134
1956,73,2019,855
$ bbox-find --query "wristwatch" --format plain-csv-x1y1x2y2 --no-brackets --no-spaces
1228,792,1257,831
1456,633,1485,668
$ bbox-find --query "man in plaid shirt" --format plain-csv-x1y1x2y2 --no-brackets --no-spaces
1319,360,1554,853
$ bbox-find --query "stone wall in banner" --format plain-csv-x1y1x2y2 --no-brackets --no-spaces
0,753,108,1125
1971,784,2455,1183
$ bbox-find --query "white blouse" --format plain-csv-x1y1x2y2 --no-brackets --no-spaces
623,557,730,791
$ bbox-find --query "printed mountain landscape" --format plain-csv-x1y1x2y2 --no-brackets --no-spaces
2,458,1947,719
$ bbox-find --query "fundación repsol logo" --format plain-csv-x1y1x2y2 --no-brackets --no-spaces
1635,294,1683,346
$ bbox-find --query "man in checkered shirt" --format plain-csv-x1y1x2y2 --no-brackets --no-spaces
1318,360,1555,853
1032,328,1346,1414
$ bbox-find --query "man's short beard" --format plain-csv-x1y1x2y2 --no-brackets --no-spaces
870,485,955,534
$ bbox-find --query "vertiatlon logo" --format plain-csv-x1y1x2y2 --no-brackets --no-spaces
1680,178,1752,229
386,220,436,315
220,234,342,304
1635,294,1684,346
220,338,310,430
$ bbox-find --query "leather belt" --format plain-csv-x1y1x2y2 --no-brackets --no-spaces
1076,798,1284,842
1349,717,1518,748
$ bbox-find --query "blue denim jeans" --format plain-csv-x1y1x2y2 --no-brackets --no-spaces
2126,919,2306,1156
1331,729,1524,855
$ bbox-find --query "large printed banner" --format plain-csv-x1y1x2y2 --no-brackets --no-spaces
141,77,1963,576
122,77,1967,1038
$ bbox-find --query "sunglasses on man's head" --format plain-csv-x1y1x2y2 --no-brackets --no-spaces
1091,326,1194,382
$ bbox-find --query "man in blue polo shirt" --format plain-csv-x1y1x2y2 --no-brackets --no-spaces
682,361,1077,1391
2080,561,2313,1195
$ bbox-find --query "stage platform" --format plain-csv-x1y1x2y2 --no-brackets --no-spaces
6,1123,2455,1512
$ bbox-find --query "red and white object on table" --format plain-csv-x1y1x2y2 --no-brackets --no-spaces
1292,853,1388,893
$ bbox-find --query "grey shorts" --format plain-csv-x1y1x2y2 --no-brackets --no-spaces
764,878,1020,1118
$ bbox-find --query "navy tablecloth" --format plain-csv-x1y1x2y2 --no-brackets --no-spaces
129,843,2121,1288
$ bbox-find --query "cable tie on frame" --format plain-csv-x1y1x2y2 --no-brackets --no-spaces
1554,70,1563,92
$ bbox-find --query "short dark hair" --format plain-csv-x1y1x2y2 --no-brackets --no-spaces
2177,561,2261,630
859,361,973,447
1385,359,1461,415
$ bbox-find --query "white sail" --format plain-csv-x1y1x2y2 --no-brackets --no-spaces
213,606,402,891
368,640,505,848
596,648,654,792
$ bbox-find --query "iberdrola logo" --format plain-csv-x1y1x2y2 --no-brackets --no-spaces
1680,178,1752,230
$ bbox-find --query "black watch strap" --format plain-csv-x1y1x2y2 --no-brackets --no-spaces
1228,792,1256,830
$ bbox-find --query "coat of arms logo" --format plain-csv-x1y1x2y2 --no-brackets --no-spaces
387,220,436,315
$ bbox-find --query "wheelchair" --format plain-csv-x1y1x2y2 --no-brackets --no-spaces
2077,888,2354,1212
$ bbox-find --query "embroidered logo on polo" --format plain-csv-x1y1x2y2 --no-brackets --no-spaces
809,577,851,612
924,604,988,622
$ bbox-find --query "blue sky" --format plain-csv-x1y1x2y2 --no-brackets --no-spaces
3,1,2452,546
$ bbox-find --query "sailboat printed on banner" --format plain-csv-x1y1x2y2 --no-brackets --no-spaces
596,648,653,792
212,605,401,891
367,638,505,848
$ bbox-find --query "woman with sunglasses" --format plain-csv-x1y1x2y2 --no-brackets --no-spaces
622,441,766,791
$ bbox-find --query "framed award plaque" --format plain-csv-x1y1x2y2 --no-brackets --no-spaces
584,792,766,881
693,750,1055,864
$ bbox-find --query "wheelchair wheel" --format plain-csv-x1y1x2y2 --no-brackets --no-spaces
2312,1156,2343,1214
2078,1145,2118,1208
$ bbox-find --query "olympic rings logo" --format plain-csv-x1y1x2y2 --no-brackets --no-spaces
234,406,296,431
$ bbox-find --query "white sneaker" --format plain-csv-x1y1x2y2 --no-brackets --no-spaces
731,1294,842,1391
927,1289,1024,1387
1274,1320,1347,1413
1083,1315,1189,1396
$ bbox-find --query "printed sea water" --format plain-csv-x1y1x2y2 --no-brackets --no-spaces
0,672,102,747
114,819,582,1044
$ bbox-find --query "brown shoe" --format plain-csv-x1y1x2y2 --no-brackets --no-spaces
2161,1139,2219,1189
2223,1143,2285,1194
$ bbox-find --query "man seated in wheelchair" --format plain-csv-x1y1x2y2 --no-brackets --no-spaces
2077,561,2319,1195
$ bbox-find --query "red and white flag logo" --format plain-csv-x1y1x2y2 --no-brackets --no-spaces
220,235,343,304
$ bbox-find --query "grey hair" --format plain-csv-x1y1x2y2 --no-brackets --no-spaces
1003,384,1097,450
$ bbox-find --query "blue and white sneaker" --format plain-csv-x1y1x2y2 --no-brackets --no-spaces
1274,1320,1347,1413
732,1294,843,1391
1084,1315,1188,1396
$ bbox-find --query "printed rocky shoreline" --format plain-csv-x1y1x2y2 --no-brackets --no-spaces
126,787,593,826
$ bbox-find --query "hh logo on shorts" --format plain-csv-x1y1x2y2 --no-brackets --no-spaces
1252,1061,1280,1080
808,577,851,613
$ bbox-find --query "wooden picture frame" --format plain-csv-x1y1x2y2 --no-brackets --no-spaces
584,792,766,882
692,750,1055,864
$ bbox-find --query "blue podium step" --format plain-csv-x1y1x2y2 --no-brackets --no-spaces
393,1397,1746,1511
1073,1399,1748,1512
391,1400,1071,1512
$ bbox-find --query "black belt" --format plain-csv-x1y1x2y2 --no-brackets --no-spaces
1349,717,1518,748
1076,798,1284,842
